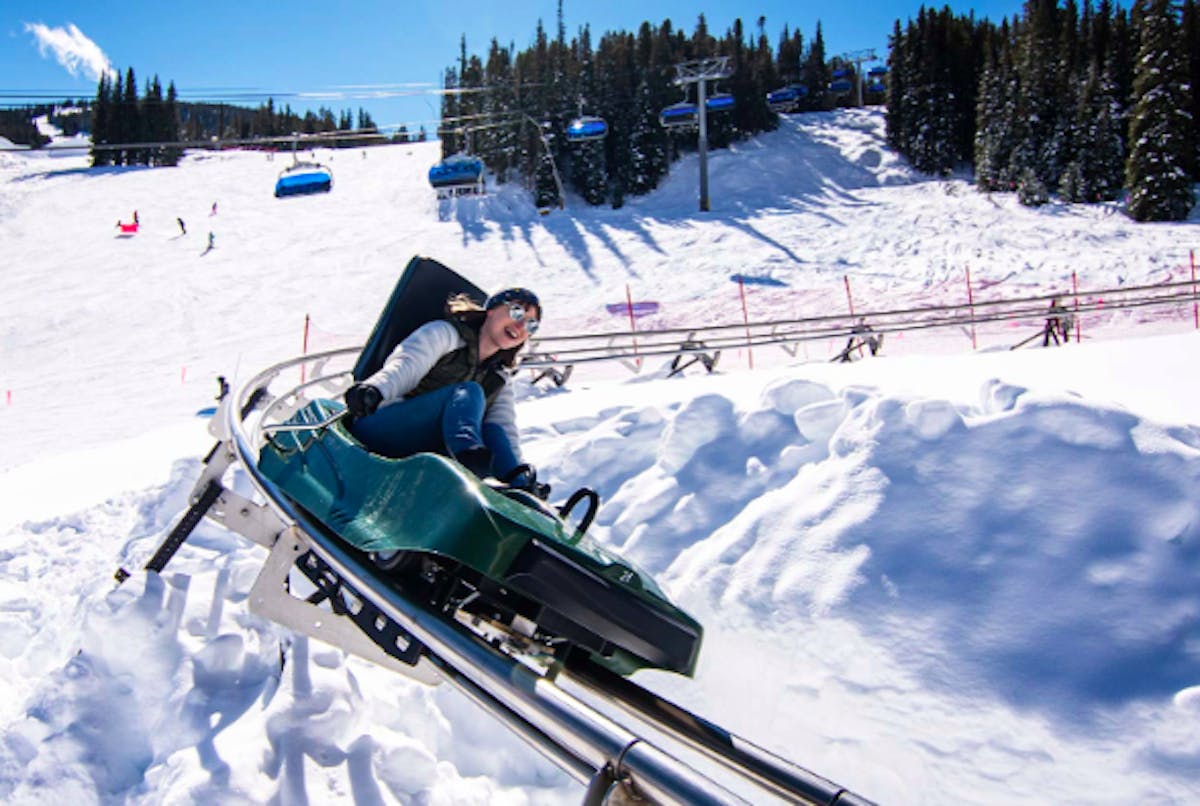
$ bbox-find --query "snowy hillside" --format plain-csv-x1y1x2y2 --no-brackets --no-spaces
0,108,1198,804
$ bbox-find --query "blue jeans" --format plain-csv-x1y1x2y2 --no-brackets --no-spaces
348,382,518,477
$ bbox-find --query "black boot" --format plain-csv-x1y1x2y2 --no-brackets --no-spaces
454,447,493,479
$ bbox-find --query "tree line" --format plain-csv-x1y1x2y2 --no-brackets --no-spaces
85,66,386,167
440,8,872,208
887,0,1197,221
445,0,1195,220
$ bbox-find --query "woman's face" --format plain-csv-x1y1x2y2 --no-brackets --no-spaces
482,302,538,350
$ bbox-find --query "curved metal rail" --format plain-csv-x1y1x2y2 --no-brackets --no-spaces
211,349,873,805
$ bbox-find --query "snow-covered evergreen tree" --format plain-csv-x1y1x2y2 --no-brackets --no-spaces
627,79,666,196
1125,0,1195,221
1017,165,1050,204
1015,0,1067,193
1067,62,1125,200
975,27,1021,190
885,20,905,150
1181,0,1200,178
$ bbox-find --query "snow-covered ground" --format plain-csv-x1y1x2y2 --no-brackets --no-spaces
1,108,1198,804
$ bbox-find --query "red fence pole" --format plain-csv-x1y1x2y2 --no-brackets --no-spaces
738,276,754,369
843,275,856,317
965,264,977,350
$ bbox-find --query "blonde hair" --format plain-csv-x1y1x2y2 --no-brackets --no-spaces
446,293,485,315
444,292,527,368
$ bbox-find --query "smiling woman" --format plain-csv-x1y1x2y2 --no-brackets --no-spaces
344,267,544,491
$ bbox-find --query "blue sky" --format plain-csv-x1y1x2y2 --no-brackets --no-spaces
6,1,1025,133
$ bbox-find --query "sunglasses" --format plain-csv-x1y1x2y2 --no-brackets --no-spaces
507,302,540,334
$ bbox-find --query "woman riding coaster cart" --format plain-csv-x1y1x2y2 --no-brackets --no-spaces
342,287,549,498
254,265,702,677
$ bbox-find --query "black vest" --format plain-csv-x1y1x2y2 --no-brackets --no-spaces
406,313,510,402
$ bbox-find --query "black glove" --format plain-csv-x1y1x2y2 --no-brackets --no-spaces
344,383,382,419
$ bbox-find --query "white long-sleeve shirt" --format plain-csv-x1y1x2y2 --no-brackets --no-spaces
362,320,522,458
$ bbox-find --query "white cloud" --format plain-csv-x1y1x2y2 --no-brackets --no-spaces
24,22,115,82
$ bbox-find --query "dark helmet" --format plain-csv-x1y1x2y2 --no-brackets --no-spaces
485,287,542,319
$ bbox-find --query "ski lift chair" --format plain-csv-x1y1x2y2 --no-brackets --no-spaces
658,102,698,129
566,116,608,142
428,154,486,198
704,93,735,113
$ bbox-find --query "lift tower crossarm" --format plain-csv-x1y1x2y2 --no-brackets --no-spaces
838,49,878,107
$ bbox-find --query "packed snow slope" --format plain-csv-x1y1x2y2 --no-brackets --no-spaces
0,108,1198,804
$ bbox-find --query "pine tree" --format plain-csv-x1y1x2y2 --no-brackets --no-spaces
1071,62,1125,199
481,38,517,183
975,28,1021,190
440,64,461,157
596,30,636,207
1182,0,1200,178
1017,164,1050,204
1126,0,1195,220
163,82,181,166
568,23,607,204
119,69,136,165
749,26,780,133
801,22,829,108
91,72,113,167
885,20,905,150
1108,7,1137,134
141,75,164,165
776,25,802,85
1014,0,1067,192
1048,0,1083,189
627,77,666,195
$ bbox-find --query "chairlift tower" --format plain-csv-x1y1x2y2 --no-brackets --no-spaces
838,49,878,107
522,114,566,211
672,56,732,212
